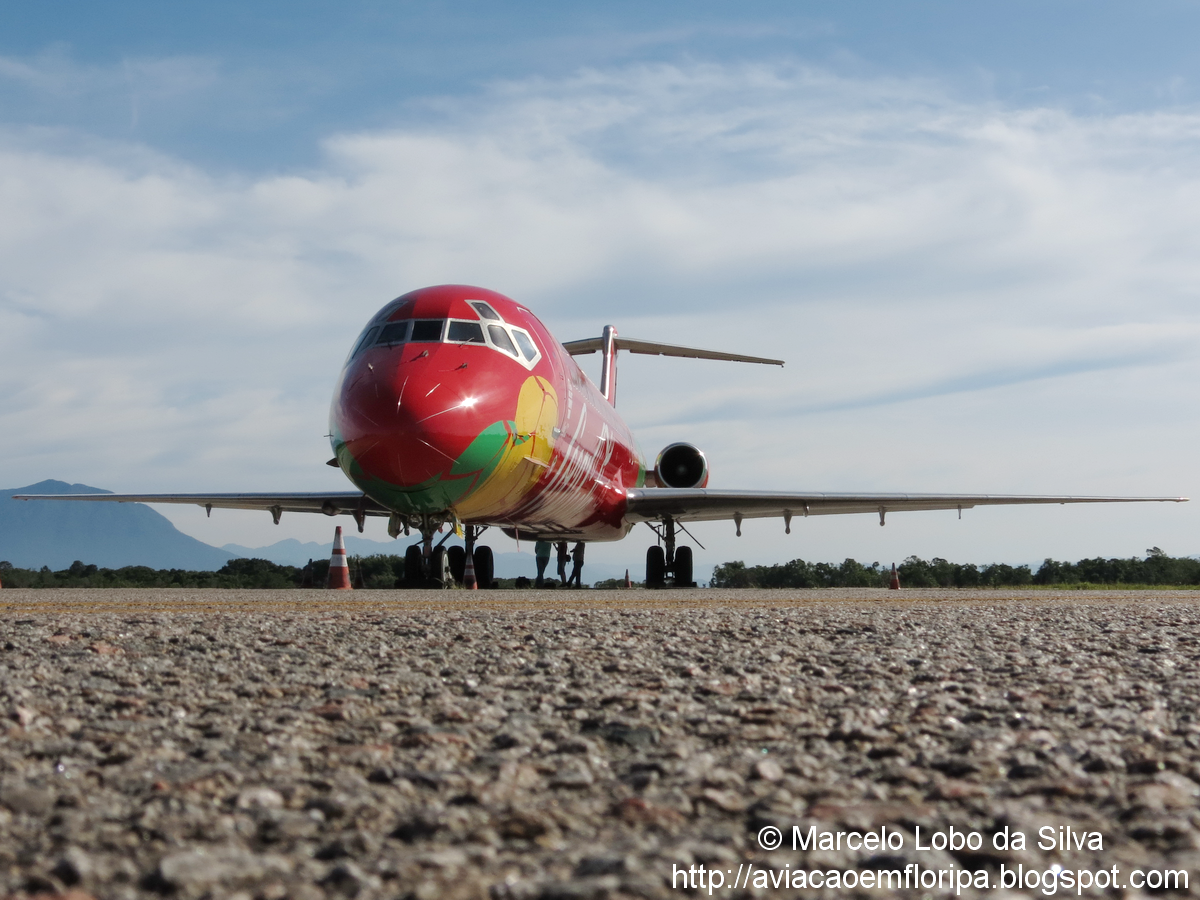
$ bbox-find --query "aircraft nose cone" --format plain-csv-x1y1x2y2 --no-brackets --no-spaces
344,361,492,485
333,345,560,516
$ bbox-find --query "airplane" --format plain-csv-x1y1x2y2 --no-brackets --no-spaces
15,284,1188,588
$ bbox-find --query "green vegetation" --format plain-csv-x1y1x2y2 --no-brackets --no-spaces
1031,548,1200,586
712,558,888,588
711,548,1200,589
4,547,1197,590
594,577,641,590
0,557,304,588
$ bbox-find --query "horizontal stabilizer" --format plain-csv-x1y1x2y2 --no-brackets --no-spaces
563,336,783,367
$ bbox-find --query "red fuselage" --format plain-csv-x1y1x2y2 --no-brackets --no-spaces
329,285,645,540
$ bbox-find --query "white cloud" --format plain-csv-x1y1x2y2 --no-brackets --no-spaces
1,60,1198,563
0,46,220,101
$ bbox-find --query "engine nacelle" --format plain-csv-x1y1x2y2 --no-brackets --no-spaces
654,442,709,489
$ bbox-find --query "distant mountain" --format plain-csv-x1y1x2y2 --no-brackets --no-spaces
1,480,237,571
1,480,630,580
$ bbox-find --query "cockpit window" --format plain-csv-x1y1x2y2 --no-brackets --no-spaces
511,329,539,362
410,319,445,342
377,321,409,344
351,326,380,360
447,320,485,344
487,324,518,357
365,315,539,369
469,301,501,321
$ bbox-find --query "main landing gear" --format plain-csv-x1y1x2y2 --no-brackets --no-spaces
394,516,498,589
645,516,697,588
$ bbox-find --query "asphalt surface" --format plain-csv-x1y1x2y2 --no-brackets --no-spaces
2,588,1200,898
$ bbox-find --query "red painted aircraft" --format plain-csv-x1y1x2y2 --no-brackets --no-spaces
16,284,1187,587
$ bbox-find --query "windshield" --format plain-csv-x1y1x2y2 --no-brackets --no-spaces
410,320,445,342
447,321,485,343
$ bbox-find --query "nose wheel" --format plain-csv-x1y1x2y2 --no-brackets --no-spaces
645,517,697,587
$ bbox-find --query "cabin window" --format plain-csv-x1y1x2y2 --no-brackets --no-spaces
447,320,485,343
377,321,409,344
512,328,539,362
410,319,445,342
470,301,501,321
487,324,518,356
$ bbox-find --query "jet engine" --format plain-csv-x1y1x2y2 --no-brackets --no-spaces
654,442,709,489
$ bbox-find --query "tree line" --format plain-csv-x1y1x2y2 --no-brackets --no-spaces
0,556,394,589
0,555,565,590
4,548,1198,589
711,548,1200,589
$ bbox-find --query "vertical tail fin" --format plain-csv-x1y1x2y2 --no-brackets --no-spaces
599,325,618,406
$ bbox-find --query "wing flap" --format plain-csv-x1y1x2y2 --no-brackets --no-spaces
624,489,1188,524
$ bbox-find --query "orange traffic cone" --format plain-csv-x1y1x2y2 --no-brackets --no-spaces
624,568,631,589
889,563,900,590
463,548,477,589
328,526,352,590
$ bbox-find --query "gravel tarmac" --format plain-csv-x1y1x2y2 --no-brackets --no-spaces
3,587,1200,899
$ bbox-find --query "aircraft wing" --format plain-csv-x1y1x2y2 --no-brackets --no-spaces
11,491,391,521
624,489,1188,525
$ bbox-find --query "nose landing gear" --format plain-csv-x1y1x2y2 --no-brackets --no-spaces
394,516,497,589
645,517,697,588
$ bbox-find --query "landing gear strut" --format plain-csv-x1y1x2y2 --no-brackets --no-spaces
645,517,696,588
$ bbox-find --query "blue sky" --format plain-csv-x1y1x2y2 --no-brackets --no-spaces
1,2,1198,576
8,2,1200,169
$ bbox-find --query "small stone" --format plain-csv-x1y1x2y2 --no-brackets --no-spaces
157,847,292,888
574,855,627,876
417,848,469,869
236,787,284,809
753,758,784,782
311,701,346,721
321,861,381,895
551,763,594,789
700,788,746,813
599,722,658,748
1,784,55,815
51,847,94,885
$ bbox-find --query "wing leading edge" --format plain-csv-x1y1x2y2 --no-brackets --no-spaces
11,492,390,520
624,488,1188,525
14,489,1188,531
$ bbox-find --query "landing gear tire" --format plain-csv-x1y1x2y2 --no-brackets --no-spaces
430,546,451,588
473,545,495,589
646,545,666,587
673,545,694,587
400,544,423,586
447,546,466,584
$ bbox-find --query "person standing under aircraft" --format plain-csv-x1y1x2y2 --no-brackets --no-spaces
534,540,551,587
556,541,570,584
569,542,585,588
